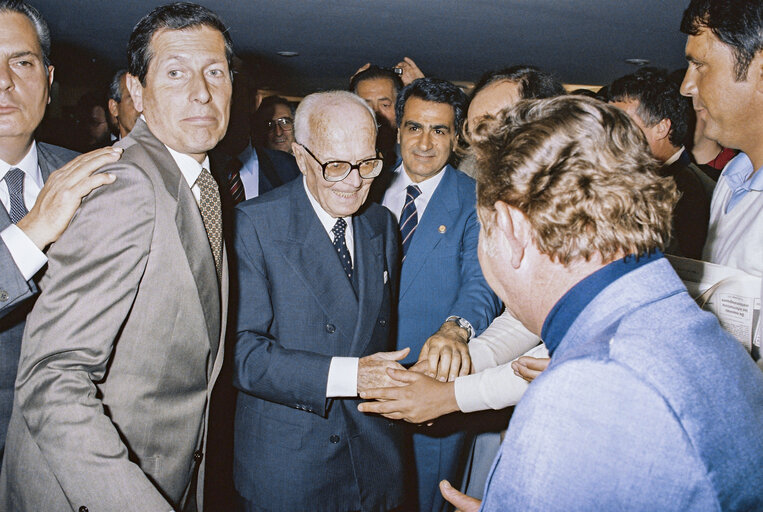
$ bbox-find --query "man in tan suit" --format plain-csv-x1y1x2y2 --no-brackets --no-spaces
0,3,231,511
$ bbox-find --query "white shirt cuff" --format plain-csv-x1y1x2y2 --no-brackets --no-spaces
326,357,359,397
1,224,47,281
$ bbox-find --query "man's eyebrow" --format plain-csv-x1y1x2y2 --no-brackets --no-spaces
432,124,451,132
685,54,701,64
9,51,39,60
404,120,422,128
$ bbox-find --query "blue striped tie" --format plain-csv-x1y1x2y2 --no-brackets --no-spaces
399,184,421,260
3,168,28,224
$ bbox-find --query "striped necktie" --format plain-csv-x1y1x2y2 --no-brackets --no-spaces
227,157,246,206
399,184,421,260
3,168,28,224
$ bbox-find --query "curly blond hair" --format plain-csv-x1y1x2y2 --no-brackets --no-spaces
472,96,678,265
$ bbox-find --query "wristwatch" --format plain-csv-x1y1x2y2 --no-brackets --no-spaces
445,315,474,341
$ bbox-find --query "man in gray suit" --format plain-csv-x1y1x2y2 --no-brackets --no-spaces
0,3,231,511
0,0,120,460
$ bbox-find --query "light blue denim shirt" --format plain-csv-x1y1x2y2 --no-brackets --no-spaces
480,257,763,511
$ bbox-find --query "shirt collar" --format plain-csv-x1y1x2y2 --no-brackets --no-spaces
392,162,446,198
721,152,763,193
663,146,685,167
164,145,209,189
0,140,42,188
302,176,354,238
541,250,664,356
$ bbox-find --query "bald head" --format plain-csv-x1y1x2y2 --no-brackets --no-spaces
292,91,380,218
294,90,377,150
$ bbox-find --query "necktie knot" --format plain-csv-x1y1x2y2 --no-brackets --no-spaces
3,167,28,224
332,217,347,238
406,184,421,201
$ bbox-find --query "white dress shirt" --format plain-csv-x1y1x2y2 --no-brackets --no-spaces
164,145,208,204
237,143,260,200
381,162,445,223
0,141,48,280
302,177,360,397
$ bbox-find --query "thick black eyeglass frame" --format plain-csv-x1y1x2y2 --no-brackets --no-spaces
265,117,294,131
300,144,384,182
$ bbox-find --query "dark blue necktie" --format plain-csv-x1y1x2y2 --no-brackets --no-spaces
332,218,353,280
4,168,28,224
399,184,421,260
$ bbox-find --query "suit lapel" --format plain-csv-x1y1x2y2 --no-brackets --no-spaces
275,182,359,341
351,213,384,354
36,144,57,183
256,147,279,194
399,165,459,299
130,120,221,354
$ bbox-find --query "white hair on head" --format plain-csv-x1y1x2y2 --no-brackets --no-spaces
294,90,377,149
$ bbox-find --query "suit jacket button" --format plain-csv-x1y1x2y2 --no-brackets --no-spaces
330,435,340,444
325,323,336,333
378,319,386,326
0,291,8,302
79,507,89,512
193,450,203,463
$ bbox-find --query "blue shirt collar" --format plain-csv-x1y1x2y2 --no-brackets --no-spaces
541,250,664,356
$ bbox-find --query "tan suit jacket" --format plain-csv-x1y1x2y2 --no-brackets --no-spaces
0,120,226,512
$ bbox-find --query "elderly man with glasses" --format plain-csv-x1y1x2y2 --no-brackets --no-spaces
230,90,410,511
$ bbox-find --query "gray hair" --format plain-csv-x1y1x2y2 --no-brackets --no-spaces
0,0,52,70
294,90,376,149
108,69,128,102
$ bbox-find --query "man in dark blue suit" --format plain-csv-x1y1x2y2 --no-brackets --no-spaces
377,78,501,512
232,90,409,511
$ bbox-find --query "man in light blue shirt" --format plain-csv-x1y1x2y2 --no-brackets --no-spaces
440,96,763,511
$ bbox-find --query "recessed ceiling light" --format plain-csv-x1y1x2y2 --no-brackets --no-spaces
625,58,650,66
277,51,299,57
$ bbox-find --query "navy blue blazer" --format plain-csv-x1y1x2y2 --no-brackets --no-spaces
232,178,407,510
391,165,501,364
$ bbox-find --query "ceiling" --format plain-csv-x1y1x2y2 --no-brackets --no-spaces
32,0,691,96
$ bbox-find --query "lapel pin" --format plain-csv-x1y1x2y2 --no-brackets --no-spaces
438,225,447,233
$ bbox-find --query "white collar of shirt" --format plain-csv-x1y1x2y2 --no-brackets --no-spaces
382,162,446,222
0,140,42,188
164,145,209,204
664,146,685,166
302,176,354,264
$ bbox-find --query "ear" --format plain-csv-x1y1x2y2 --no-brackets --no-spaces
108,98,119,119
46,66,54,104
653,118,671,142
753,50,763,94
292,142,308,176
126,73,145,113
494,201,530,269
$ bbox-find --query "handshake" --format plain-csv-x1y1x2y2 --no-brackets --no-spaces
356,320,548,424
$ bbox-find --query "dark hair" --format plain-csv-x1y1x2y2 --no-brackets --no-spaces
607,67,692,148
256,95,294,119
681,0,763,81
395,77,468,129
0,0,51,69
108,69,127,102
127,2,233,85
471,65,566,102
349,65,404,96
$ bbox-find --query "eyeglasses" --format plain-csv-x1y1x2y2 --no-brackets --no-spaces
300,144,384,182
266,117,294,131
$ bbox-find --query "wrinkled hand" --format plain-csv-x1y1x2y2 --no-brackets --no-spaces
418,321,471,382
357,348,409,393
511,356,550,383
439,480,481,512
17,147,121,250
394,57,425,85
358,368,458,423
351,62,371,81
